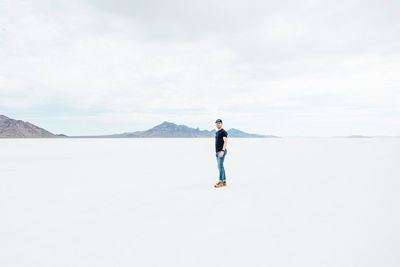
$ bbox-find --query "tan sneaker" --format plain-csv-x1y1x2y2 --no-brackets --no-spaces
214,181,224,188
222,181,227,186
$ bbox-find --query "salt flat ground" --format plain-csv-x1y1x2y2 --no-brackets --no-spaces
1,138,399,267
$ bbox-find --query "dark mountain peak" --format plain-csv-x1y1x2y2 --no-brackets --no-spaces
161,121,175,125
228,128,242,132
152,121,181,131
156,121,177,127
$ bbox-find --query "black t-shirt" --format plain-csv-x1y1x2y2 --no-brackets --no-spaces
215,128,228,152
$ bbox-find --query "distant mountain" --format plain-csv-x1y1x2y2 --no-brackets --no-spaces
106,121,212,138
0,115,56,138
84,121,277,138
334,135,371,138
225,128,278,138
334,135,400,138
346,135,371,138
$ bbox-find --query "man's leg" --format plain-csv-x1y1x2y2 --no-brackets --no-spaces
222,149,227,181
216,152,222,182
218,151,226,182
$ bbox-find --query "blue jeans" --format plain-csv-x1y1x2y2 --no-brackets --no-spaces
216,149,227,182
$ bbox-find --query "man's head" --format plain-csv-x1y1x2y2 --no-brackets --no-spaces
215,119,223,129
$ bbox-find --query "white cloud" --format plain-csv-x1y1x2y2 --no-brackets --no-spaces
0,0,399,135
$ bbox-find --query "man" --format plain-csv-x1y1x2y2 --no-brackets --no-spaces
214,119,228,188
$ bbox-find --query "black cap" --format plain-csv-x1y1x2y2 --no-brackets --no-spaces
215,119,222,123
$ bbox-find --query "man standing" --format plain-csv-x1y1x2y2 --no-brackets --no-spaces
214,119,228,188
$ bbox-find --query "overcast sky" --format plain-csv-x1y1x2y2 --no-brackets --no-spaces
0,0,399,136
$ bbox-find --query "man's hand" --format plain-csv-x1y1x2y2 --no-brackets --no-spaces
219,151,224,158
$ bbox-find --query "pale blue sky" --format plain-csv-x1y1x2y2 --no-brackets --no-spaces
1,0,399,136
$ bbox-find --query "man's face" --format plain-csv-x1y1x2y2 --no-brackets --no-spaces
216,122,222,129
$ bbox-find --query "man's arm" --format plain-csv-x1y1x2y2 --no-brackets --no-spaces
222,136,228,151
219,136,228,157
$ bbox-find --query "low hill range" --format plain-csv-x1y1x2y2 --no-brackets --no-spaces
78,121,278,138
0,115,277,138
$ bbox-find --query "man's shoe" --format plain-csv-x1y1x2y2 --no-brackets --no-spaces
214,181,224,188
222,181,227,186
